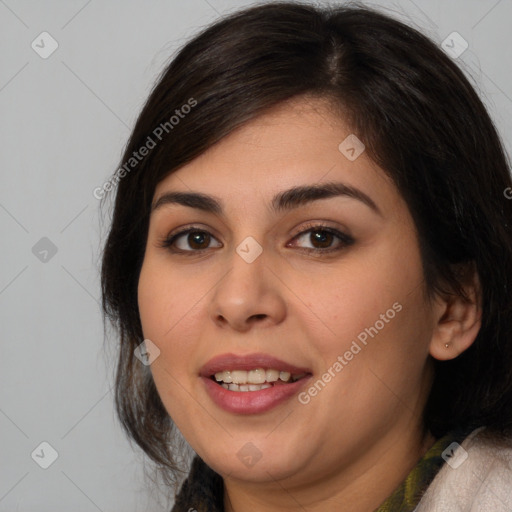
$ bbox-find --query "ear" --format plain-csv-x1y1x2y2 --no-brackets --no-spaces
429,263,482,361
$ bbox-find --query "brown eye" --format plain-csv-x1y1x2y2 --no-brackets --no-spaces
308,230,334,249
186,231,211,250
160,228,222,253
290,225,354,254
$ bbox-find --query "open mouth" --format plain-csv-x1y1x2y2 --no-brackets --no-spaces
210,368,309,392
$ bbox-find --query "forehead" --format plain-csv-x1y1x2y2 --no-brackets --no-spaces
154,97,398,215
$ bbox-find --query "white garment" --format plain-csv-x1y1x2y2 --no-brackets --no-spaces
415,427,512,511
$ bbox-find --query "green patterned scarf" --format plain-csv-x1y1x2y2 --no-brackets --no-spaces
172,429,473,512
375,428,472,511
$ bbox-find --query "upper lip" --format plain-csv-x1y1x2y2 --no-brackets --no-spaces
200,352,312,377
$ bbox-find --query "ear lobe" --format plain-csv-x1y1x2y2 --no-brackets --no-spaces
429,267,482,361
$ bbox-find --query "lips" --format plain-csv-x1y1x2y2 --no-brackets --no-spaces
200,352,311,377
200,352,312,414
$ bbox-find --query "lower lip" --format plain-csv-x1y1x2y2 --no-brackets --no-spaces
202,376,311,414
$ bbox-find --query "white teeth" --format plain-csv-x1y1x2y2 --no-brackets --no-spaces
266,369,279,382
248,368,266,384
213,368,304,387
214,370,233,383
231,370,247,384
223,382,273,392
280,371,291,382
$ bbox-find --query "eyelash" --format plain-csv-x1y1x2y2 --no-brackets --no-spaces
158,222,355,256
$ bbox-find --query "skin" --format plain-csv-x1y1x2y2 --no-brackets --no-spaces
137,96,481,511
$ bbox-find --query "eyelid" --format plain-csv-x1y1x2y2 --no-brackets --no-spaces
290,220,352,239
158,221,355,254
165,223,218,240
158,224,222,251
287,222,354,252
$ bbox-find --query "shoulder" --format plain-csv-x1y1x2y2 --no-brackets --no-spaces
415,427,512,511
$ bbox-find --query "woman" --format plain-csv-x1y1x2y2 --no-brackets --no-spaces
101,2,512,510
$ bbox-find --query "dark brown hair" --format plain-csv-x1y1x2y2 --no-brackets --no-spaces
101,0,512,489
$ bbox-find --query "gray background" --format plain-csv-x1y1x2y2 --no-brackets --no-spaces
1,0,511,511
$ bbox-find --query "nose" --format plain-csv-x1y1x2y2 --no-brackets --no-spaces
209,245,286,332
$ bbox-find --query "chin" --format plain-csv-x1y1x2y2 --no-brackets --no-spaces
197,436,307,483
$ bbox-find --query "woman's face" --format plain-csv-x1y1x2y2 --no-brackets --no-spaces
138,97,439,486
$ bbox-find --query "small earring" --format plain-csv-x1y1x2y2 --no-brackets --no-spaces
444,342,451,348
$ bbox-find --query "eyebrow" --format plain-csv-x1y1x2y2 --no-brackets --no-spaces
152,181,382,216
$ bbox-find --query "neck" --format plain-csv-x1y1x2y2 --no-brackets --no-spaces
223,425,436,512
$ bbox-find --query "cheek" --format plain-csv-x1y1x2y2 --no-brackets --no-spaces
293,231,426,363
137,254,222,398
137,259,197,377
138,255,202,341
137,260,168,341
137,260,203,426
